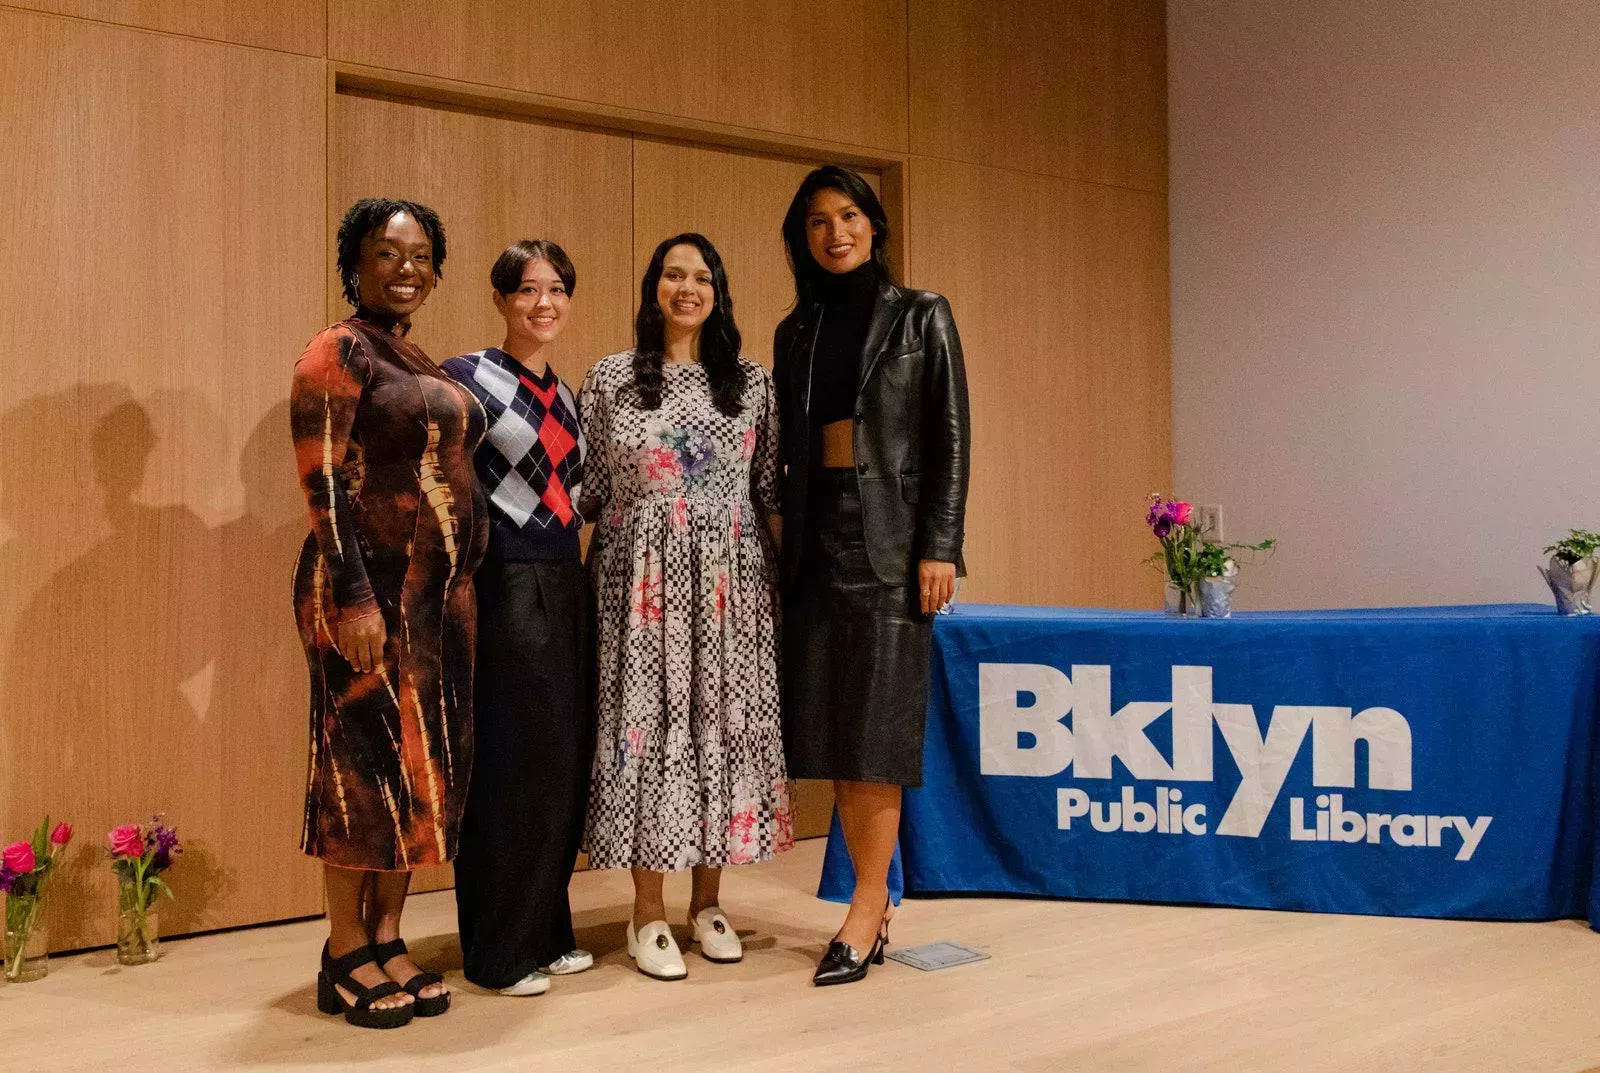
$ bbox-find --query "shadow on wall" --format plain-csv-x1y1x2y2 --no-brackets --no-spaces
0,389,318,950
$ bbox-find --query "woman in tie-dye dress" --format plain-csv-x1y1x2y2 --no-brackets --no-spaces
291,198,487,1026
580,233,792,981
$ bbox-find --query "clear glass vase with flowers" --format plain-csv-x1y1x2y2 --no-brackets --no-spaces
106,815,180,966
2,818,73,983
1145,495,1275,617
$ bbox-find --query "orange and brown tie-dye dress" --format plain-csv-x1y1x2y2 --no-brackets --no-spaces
290,314,489,871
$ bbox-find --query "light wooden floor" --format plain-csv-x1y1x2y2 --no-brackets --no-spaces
4,839,1600,1072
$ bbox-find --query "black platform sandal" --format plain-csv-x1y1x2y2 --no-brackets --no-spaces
373,938,451,1017
317,942,415,1029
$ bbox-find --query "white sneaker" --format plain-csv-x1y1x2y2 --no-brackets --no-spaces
626,919,687,980
497,971,551,997
690,906,743,963
540,949,594,975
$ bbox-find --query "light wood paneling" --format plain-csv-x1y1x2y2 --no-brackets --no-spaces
907,155,1171,608
329,0,908,153
4,0,325,56
910,0,1168,192
0,0,1170,935
0,10,328,948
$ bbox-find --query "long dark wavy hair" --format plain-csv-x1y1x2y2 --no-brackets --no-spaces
632,232,745,417
781,165,896,309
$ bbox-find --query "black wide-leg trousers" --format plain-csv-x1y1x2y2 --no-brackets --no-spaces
454,554,594,990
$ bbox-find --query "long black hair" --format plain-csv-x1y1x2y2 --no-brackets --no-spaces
632,232,745,417
781,165,895,309
336,197,447,307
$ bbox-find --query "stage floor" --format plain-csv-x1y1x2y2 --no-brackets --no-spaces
3,839,1598,1072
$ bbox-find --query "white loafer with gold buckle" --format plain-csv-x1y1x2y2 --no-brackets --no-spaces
626,920,687,980
690,906,743,963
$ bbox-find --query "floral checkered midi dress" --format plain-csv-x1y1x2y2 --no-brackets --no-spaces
579,352,793,871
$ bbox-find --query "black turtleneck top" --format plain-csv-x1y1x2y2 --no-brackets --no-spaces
810,261,881,428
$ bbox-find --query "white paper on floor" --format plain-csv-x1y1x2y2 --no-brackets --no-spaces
884,941,990,971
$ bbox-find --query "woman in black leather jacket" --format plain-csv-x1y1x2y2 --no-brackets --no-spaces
774,165,970,986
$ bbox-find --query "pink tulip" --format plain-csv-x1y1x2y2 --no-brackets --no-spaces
2,841,35,876
1171,502,1193,526
50,822,73,847
107,824,143,858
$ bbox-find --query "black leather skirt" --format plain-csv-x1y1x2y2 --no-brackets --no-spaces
782,469,931,786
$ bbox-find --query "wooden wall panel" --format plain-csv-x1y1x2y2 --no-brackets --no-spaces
909,0,1168,193
0,0,1169,936
4,0,325,56
631,139,881,836
0,10,327,948
330,0,908,153
906,156,1171,608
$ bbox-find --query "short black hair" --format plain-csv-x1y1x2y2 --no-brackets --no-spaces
336,198,447,308
491,239,577,297
781,165,895,308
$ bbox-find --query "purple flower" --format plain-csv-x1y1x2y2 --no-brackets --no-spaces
144,816,181,872
1153,517,1173,539
0,864,14,894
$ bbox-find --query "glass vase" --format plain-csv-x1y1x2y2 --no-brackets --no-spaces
1164,581,1200,617
4,894,48,983
116,878,160,965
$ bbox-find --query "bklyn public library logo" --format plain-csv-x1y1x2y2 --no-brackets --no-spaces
978,664,1492,861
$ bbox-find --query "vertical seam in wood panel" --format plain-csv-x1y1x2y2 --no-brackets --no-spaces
904,0,912,157
326,65,336,325
629,136,638,347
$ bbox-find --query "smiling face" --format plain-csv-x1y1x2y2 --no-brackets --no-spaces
656,243,715,335
805,187,874,275
494,257,570,347
355,211,436,318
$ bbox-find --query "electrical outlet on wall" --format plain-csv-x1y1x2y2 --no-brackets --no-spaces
1197,504,1223,540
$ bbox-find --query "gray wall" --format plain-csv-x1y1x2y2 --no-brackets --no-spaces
1168,0,1600,608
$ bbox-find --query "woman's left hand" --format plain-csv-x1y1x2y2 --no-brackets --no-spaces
918,559,957,615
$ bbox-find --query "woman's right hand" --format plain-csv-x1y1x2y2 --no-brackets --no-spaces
337,608,386,674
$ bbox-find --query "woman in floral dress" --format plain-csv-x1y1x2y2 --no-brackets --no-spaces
579,232,791,981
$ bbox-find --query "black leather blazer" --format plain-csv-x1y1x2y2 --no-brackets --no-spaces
773,280,971,588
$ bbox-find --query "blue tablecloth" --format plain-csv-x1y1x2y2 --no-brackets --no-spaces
819,603,1600,925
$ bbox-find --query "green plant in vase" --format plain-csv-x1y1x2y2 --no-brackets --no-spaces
1540,529,1600,615
3,818,73,983
106,815,180,965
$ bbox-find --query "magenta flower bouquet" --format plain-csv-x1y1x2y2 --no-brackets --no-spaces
106,815,180,965
1146,494,1275,617
3,818,73,982
1146,495,1204,613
